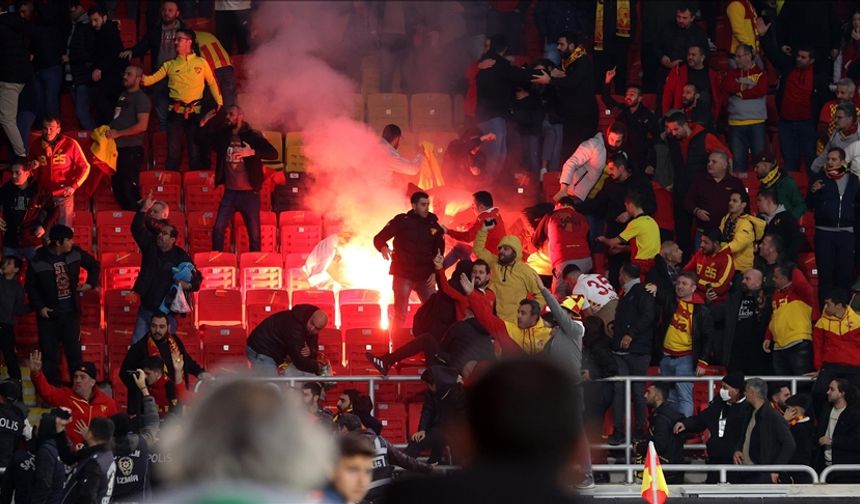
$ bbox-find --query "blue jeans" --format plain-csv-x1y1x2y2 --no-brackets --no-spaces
71,84,94,131
392,276,435,334
132,307,177,344
544,42,561,66
151,79,170,130
660,354,695,417
3,246,36,262
728,122,766,172
34,65,62,122
213,189,261,252
521,134,540,173
478,117,507,179
246,346,279,375
541,120,563,171
778,119,817,172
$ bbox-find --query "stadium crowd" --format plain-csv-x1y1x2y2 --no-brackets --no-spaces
2,0,860,502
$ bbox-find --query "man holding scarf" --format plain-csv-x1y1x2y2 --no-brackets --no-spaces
592,0,636,95
120,312,207,415
532,32,598,155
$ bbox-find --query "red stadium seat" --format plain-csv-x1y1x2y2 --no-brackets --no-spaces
371,380,399,403
344,327,390,372
245,289,290,332
407,401,423,437
15,313,38,353
101,252,142,291
284,253,309,269
400,365,428,403
183,171,222,213
60,343,105,381
78,288,101,330
188,210,220,256
170,211,186,249
317,328,345,369
79,326,103,345
96,211,137,254
280,222,322,255
278,210,321,227
376,402,407,443
193,251,238,289
200,324,248,368
72,211,94,256
239,252,283,292
339,289,382,330
291,289,335,321
110,368,128,409
196,288,244,326
104,289,139,346
139,170,182,187
233,211,277,253
542,171,561,202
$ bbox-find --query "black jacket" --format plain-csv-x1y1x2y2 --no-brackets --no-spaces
639,402,685,479
92,20,124,86
601,84,659,171
646,254,679,326
682,398,753,462
0,11,33,83
120,333,205,415
763,209,802,261
737,404,796,466
440,319,495,374
582,328,617,380
534,2,587,43
762,26,831,121
417,366,461,433
657,298,715,364
61,444,114,504
713,288,770,368
29,2,65,71
577,172,655,235
67,15,95,86
475,53,530,122
806,172,859,229
356,428,434,484
816,404,860,482
30,413,64,504
213,124,278,192
246,306,321,373
550,54,597,127
0,180,57,249
373,210,445,282
612,281,657,355
0,400,25,469
788,419,817,469
131,210,200,312
654,22,708,68
130,19,187,70
0,445,36,504
25,246,99,315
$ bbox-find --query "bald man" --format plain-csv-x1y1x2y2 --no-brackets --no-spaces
108,65,151,210
246,305,329,376
716,268,770,375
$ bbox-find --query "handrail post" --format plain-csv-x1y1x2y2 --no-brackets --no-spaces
719,467,726,483
625,377,632,465
368,377,376,404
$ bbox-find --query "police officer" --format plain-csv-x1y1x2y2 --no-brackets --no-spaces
336,414,437,502
111,369,161,502
61,417,117,504
673,372,753,482
0,380,26,469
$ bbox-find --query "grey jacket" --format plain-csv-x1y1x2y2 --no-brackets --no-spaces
539,285,584,382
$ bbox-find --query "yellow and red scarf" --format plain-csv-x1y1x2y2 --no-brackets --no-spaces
594,0,631,52
561,45,588,73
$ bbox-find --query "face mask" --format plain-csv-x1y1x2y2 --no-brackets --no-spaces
719,388,732,402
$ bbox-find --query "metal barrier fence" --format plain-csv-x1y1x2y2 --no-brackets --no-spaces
591,463,820,484
819,465,860,483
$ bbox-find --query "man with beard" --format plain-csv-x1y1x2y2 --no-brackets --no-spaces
88,5,124,125
717,269,771,374
663,45,722,120
374,191,446,333
684,151,745,245
473,226,545,322
120,312,206,415
0,160,56,262
246,305,329,376
211,105,277,252
720,191,766,274
683,228,735,306
602,70,659,175
531,32,598,155
723,44,768,173
301,382,334,426
107,66,151,210
680,83,714,131
811,288,860,414
664,112,730,261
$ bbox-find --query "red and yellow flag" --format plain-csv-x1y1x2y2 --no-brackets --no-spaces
641,441,669,504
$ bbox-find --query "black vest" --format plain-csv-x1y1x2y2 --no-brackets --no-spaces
0,402,25,468
112,436,151,501
668,130,709,203
62,447,116,504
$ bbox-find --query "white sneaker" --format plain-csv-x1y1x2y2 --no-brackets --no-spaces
575,474,595,489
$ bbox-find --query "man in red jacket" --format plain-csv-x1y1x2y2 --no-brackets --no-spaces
442,190,505,268
662,44,722,117
683,227,734,305
27,117,91,227
28,350,118,449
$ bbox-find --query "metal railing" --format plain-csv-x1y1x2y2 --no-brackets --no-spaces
591,463,820,484
599,375,814,464
819,464,860,483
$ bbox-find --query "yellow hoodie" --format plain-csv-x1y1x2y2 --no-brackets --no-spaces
719,213,766,272
474,229,546,322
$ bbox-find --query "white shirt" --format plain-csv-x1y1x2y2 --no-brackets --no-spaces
572,273,619,312
825,405,846,464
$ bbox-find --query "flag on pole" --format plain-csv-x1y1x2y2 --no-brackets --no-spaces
641,441,669,504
